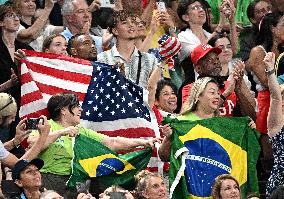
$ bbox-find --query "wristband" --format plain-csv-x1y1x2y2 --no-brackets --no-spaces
265,68,275,76
220,94,226,101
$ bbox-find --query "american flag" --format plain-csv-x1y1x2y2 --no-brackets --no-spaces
20,50,93,119
80,62,160,139
20,50,161,170
158,34,181,70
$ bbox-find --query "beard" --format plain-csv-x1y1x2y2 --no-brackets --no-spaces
88,57,97,61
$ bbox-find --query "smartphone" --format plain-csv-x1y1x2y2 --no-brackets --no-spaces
25,118,43,130
156,1,166,12
76,180,90,194
109,192,127,199
100,0,115,8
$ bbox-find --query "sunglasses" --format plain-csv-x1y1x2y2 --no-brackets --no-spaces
0,95,13,112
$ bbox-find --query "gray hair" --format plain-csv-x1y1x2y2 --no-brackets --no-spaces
0,93,17,117
61,0,76,15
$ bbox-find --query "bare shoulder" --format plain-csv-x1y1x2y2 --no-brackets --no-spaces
247,46,266,70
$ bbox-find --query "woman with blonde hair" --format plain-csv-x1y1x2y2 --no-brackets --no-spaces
211,174,241,199
134,170,168,199
159,77,220,161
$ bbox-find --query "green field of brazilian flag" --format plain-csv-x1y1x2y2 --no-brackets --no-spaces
164,117,260,199
67,134,152,189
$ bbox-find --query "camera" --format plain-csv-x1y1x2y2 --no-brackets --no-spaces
108,192,127,199
25,118,43,130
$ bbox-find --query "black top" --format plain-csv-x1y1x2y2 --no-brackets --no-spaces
0,36,33,104
239,25,258,62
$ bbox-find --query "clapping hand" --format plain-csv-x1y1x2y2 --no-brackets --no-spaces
263,52,275,71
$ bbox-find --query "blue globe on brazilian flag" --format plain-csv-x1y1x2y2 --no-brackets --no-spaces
166,117,260,199
67,134,152,189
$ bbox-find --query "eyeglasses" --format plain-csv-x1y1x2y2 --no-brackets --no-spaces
74,9,91,14
4,13,21,19
188,5,204,11
0,95,13,112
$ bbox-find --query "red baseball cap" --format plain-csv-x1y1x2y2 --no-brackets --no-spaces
191,44,222,65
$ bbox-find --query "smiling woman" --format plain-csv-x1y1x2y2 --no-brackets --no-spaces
211,174,241,199
159,77,220,162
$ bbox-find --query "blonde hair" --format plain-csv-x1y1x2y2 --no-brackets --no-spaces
181,77,218,115
0,93,17,117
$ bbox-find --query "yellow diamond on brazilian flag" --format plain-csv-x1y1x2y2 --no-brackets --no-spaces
67,134,152,188
166,117,260,199
79,154,135,177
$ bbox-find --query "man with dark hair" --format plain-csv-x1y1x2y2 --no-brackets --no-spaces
97,10,159,90
11,158,44,199
67,33,97,61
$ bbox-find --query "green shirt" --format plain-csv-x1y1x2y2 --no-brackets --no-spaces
177,112,201,121
206,0,253,27
31,120,105,175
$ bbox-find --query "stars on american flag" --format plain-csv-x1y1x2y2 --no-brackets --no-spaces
81,62,151,122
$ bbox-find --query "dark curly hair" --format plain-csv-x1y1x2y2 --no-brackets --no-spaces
47,92,80,121
257,12,283,52
177,0,211,32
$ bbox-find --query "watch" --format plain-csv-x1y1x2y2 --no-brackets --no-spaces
265,68,275,76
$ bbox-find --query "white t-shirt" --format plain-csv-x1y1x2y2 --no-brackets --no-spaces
178,28,212,62
0,140,9,160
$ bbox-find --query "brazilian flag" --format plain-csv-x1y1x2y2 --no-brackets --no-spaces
165,117,260,199
67,134,152,189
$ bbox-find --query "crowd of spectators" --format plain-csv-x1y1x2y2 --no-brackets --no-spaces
1,0,284,198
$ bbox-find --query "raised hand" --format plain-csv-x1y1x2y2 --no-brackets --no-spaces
45,0,56,10
10,69,19,86
89,0,101,12
14,49,27,66
15,118,32,144
38,115,51,137
160,124,173,138
82,21,91,34
263,52,275,71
